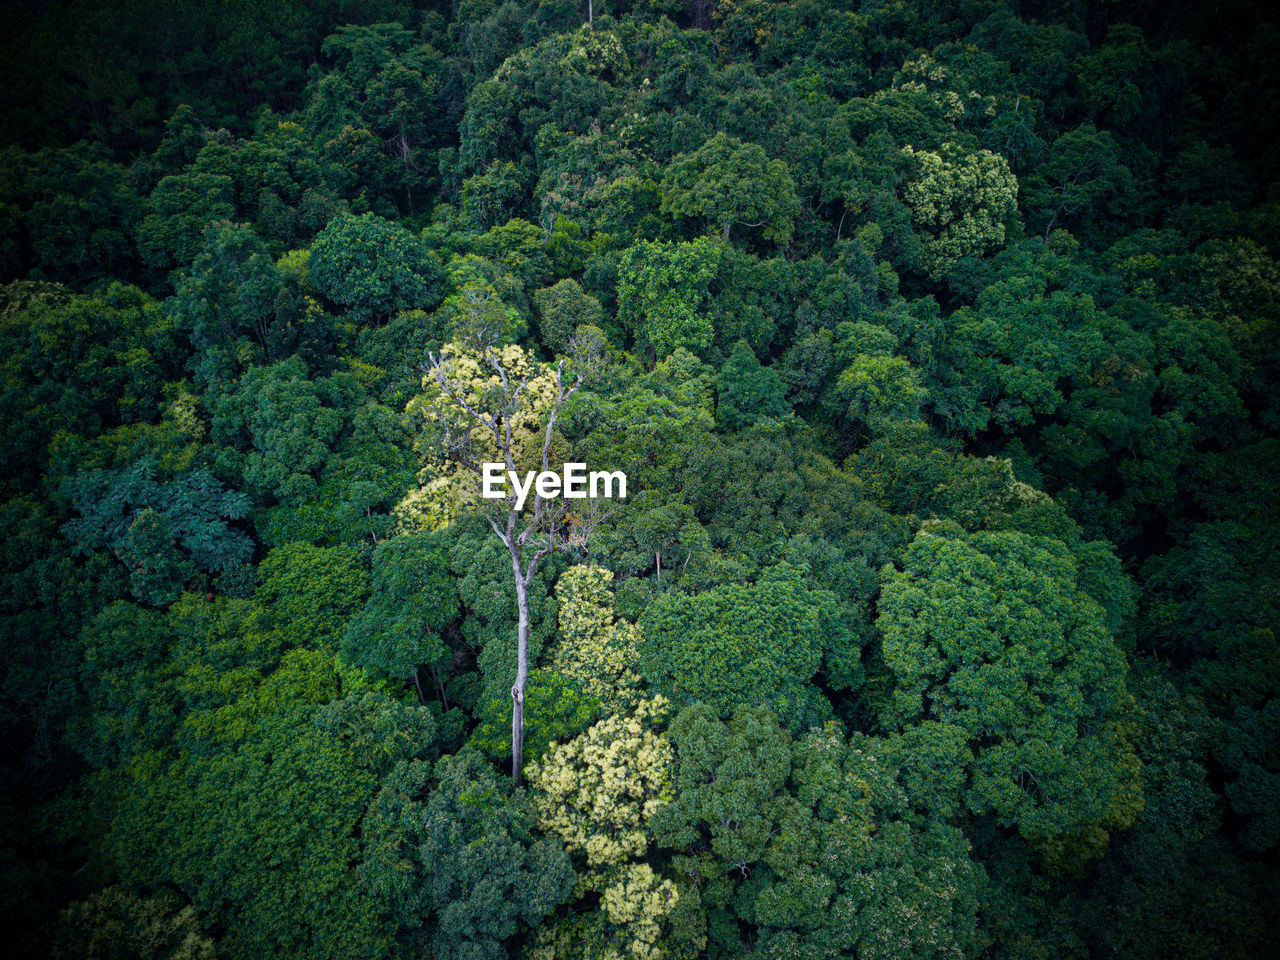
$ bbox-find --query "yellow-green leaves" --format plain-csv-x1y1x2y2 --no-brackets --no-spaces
528,696,673,870
550,565,644,712
902,143,1017,277
528,696,693,960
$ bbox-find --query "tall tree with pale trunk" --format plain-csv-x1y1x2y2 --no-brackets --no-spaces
417,300,603,782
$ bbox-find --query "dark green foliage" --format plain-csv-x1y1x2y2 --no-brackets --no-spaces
361,750,575,959
343,533,456,682
639,564,838,729
3,1,1279,957
61,459,252,605
531,278,605,356
0,282,178,493
209,357,354,506
653,704,986,959
878,528,1142,857
309,212,442,323
713,340,789,430
174,220,282,357
137,171,236,273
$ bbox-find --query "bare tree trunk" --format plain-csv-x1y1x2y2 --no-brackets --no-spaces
511,566,531,784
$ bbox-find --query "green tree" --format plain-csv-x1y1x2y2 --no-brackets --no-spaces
136,171,235,273
877,528,1142,858
661,132,801,246
901,142,1017,277
532,278,606,356
1022,124,1133,239
209,357,352,506
61,459,253,606
255,542,369,651
617,237,722,357
714,339,789,430
342,533,457,696
309,213,442,324
651,705,986,959
52,886,215,960
639,563,837,730
361,751,575,960
108,689,429,960
415,328,598,783
171,220,283,374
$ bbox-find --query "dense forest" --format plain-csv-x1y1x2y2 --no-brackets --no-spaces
1,0,1278,956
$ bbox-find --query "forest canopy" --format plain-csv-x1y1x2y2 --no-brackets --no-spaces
1,1,1278,958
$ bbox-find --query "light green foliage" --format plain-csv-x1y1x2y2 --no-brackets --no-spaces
435,256,526,346
472,218,554,289
548,565,644,712
256,542,369,651
528,696,696,960
471,667,600,764
527,696,674,871
877,528,1142,851
572,350,715,495
836,353,927,432
639,563,834,729
661,132,801,246
617,237,722,357
902,143,1017,276
108,689,428,960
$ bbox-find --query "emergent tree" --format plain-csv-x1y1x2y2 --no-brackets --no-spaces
417,297,601,782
